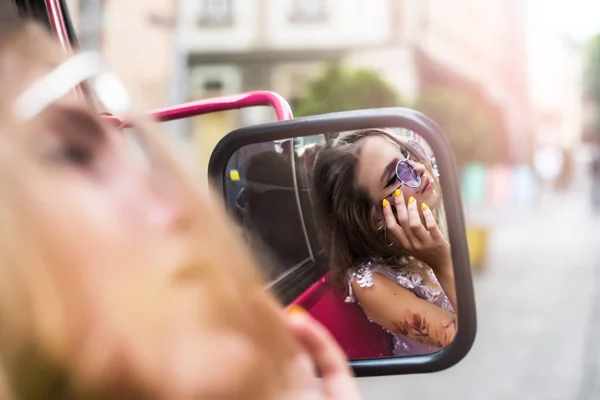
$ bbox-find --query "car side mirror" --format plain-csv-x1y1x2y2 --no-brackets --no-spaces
208,107,477,377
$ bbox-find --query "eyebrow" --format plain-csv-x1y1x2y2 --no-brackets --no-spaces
380,159,397,186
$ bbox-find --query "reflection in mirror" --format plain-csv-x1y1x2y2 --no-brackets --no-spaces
223,127,456,360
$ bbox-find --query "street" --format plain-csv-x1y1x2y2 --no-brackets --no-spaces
358,176,600,399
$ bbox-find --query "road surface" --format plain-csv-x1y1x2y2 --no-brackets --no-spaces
358,183,600,399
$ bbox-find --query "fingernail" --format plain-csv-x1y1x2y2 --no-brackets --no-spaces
382,199,389,207
408,197,416,204
421,203,428,211
286,305,307,316
395,189,401,197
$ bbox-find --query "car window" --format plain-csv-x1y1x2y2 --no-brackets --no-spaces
223,141,326,303
293,134,327,259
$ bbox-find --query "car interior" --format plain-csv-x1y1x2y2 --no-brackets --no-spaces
224,136,396,359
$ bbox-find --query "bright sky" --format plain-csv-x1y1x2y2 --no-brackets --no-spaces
526,0,600,102
527,0,600,43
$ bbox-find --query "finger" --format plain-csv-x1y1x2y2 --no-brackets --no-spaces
392,189,410,227
382,198,399,229
286,307,351,377
407,196,429,242
382,199,410,248
286,307,359,399
421,203,444,241
392,189,418,244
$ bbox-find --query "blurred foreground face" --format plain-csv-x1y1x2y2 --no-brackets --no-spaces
0,23,305,399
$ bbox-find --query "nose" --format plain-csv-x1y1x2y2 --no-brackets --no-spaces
411,161,426,174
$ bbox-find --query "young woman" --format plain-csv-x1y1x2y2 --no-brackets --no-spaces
0,22,359,399
312,129,457,357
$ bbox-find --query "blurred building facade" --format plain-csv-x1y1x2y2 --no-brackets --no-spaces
416,0,533,163
64,0,534,166
66,0,176,111
180,0,411,164
179,0,533,165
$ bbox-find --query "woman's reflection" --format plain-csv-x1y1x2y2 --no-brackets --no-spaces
312,129,457,357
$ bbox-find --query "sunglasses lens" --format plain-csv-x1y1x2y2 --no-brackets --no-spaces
396,161,421,187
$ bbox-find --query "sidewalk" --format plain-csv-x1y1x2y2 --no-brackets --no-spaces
359,185,600,400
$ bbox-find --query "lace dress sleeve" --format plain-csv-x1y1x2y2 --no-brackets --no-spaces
345,259,412,303
345,264,374,303
345,260,455,314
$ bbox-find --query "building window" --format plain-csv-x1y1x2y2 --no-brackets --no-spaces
198,0,233,26
290,0,328,22
79,0,103,51
203,80,225,98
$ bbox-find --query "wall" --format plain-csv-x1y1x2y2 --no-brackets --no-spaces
180,0,393,53
66,0,176,111
179,0,260,52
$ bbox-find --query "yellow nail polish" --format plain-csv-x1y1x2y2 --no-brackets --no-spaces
408,197,415,204
382,199,389,207
286,305,306,316
421,203,428,211
395,189,401,197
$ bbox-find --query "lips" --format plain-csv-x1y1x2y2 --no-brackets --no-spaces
418,176,432,194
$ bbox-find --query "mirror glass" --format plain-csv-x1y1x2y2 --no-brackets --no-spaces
222,127,455,360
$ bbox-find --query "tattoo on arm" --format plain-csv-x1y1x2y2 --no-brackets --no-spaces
388,309,457,348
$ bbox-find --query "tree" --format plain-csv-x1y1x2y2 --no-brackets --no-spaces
414,87,502,168
295,62,500,167
294,62,399,117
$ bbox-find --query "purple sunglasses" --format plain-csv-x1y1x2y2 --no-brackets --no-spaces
393,139,429,188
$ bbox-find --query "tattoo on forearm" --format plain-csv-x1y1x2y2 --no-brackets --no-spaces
388,309,457,348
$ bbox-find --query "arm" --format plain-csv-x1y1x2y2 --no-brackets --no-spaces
353,273,457,348
383,191,458,313
432,263,457,314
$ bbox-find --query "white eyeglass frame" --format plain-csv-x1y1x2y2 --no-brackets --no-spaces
14,51,131,121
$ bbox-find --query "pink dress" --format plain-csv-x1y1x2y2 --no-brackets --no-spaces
345,258,455,357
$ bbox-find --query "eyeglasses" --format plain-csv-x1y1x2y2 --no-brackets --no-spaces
12,51,170,169
394,139,430,188
395,158,421,188
14,51,130,121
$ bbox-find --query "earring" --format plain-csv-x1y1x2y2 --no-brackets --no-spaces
377,225,394,247
385,229,394,247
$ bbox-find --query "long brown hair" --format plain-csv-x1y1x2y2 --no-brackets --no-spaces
0,22,302,399
312,129,441,291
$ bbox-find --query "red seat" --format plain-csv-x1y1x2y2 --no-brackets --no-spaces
289,273,394,359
